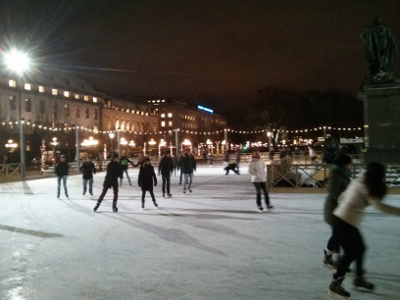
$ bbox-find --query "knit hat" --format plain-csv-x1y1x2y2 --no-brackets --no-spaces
112,153,119,159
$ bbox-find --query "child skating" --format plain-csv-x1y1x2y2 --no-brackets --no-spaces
138,158,158,209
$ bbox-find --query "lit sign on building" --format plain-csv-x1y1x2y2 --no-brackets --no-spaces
197,105,213,114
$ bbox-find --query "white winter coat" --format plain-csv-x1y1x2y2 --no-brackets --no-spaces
248,158,266,182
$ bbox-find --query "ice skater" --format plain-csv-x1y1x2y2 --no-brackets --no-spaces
55,155,69,199
322,154,352,268
119,155,135,186
93,153,123,213
178,148,196,193
138,158,158,209
158,150,173,198
328,162,400,298
248,147,273,212
80,155,97,196
224,163,239,175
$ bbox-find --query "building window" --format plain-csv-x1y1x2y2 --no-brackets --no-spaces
64,105,70,117
64,91,70,97
94,109,98,120
168,121,173,127
161,114,165,118
52,89,58,95
85,108,89,119
75,107,80,118
25,98,31,112
24,83,31,90
84,95,89,101
10,96,16,110
39,86,45,93
168,113,172,118
9,80,16,87
39,101,46,114
93,97,97,103
75,94,80,100
160,121,166,127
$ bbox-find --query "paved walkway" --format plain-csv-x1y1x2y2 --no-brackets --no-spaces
1,166,399,299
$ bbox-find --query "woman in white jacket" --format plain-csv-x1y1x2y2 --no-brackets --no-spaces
328,162,400,298
248,148,273,212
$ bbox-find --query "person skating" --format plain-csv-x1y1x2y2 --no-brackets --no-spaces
138,158,158,209
80,155,97,196
323,154,352,268
224,163,239,175
178,149,196,193
248,147,273,212
328,162,400,298
93,153,123,213
119,155,135,186
55,155,69,199
158,150,174,197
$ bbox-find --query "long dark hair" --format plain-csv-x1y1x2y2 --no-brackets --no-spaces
364,162,387,199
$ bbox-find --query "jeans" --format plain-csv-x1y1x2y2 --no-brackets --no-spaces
120,169,131,186
83,178,93,195
57,175,68,197
252,182,270,206
97,184,119,206
142,190,156,202
183,173,193,190
162,173,171,194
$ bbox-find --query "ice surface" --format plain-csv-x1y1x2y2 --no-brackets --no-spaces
0,165,399,299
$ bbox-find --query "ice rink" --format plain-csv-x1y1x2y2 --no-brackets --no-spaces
1,165,399,300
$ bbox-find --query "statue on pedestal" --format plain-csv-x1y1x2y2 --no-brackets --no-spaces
360,17,398,83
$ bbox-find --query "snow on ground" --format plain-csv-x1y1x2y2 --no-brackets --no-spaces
0,165,399,299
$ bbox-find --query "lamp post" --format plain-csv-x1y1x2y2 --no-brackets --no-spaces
109,132,115,156
4,49,31,179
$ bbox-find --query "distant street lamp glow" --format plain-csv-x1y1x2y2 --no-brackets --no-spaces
4,50,31,76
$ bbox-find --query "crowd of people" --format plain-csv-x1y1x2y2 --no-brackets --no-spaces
53,148,400,298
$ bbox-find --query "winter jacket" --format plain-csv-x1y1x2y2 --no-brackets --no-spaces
248,158,266,182
119,156,134,171
103,160,123,188
178,154,196,174
323,165,351,225
138,164,157,191
334,171,400,228
158,155,174,175
80,161,97,179
55,161,69,177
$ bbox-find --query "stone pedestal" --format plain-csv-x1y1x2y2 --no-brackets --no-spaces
359,83,400,164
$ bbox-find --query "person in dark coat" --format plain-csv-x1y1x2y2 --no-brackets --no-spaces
55,155,69,199
224,163,239,175
138,158,158,209
323,154,352,268
119,155,135,186
94,153,123,213
178,149,196,193
158,150,174,197
80,156,97,196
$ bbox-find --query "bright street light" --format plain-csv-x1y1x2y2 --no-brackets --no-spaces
4,49,31,76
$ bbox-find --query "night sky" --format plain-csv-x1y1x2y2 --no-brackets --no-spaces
1,0,399,121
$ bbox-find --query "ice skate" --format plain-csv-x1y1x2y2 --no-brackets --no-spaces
189,189,192,193
93,203,100,212
141,201,145,209
323,250,338,269
258,206,264,212
354,276,374,291
112,205,118,213
328,276,351,299
163,193,165,198
153,201,158,208
167,193,172,198
267,205,274,210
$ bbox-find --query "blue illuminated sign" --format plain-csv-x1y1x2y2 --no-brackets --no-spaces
197,105,213,114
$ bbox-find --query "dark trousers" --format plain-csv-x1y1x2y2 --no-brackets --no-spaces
162,173,171,194
97,184,118,205
142,189,156,202
327,227,340,253
253,182,270,206
333,216,365,278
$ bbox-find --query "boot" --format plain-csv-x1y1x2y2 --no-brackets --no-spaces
323,250,338,269
354,276,374,291
329,276,351,298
